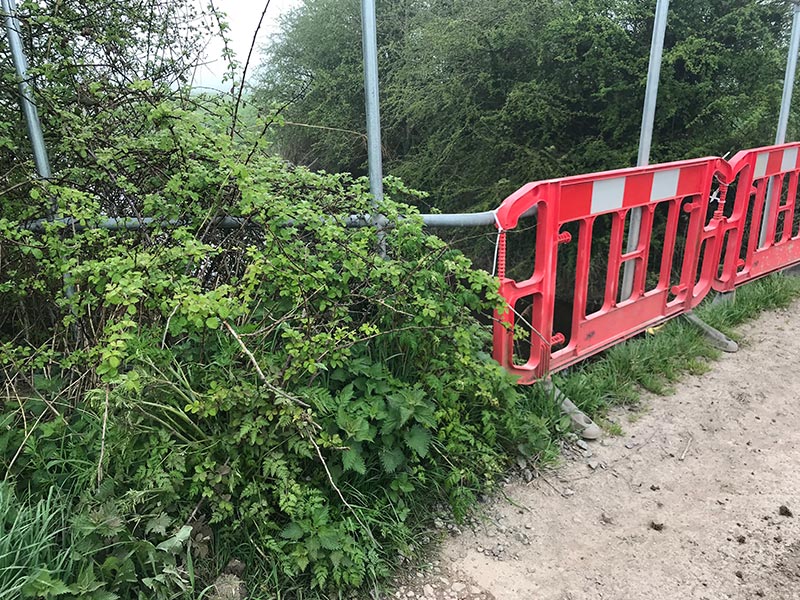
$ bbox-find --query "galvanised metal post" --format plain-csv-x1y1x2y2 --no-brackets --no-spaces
3,0,77,312
360,0,383,206
759,1,800,248
621,0,670,301
2,0,51,180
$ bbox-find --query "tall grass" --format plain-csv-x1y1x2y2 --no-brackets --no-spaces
0,484,74,599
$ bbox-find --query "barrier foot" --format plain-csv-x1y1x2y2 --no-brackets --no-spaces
542,380,601,441
684,311,738,353
782,264,800,277
712,290,736,305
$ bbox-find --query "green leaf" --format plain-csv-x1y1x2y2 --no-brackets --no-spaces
145,513,172,536
379,447,405,473
88,592,119,600
205,316,220,329
317,526,341,550
404,425,432,458
341,445,366,474
74,565,104,593
156,525,192,553
329,550,344,568
280,522,305,540
21,570,71,598
294,553,310,572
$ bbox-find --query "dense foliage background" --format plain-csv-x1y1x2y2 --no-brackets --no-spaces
258,0,794,214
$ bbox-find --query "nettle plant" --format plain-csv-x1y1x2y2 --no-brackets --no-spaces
1,87,552,595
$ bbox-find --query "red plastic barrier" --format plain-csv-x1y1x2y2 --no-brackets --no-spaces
714,142,800,292
493,158,728,383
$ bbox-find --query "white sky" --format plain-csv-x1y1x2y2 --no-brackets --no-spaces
193,0,303,91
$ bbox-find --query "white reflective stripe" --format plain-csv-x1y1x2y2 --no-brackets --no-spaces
591,177,626,214
754,153,770,178
650,169,680,201
782,147,799,172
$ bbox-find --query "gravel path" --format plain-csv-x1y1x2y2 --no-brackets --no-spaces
391,302,800,600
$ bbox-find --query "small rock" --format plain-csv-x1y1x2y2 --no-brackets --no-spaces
524,523,533,529
625,441,637,449
423,584,434,596
588,460,600,470
649,521,665,532
582,450,593,458
452,582,466,593
576,439,589,450
406,590,415,598
736,535,746,544
522,468,533,483
779,505,793,517
735,570,744,580
564,488,575,497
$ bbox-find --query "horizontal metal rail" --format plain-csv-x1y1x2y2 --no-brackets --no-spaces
22,208,538,233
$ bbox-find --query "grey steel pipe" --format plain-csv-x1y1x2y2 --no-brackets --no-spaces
621,0,670,301
420,206,537,227
360,0,383,205
759,1,800,248
775,2,800,147
2,0,51,179
24,207,537,233
421,211,497,227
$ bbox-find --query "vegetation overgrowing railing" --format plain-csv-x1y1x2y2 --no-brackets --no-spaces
5,1,800,599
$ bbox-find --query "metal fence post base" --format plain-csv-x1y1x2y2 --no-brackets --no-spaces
683,311,738,353
542,380,601,441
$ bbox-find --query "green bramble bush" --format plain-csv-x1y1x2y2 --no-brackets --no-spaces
1,91,553,597
0,2,557,596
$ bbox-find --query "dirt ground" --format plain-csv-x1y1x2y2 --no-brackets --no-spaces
391,302,800,600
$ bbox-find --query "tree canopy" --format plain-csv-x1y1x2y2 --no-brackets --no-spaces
258,0,795,213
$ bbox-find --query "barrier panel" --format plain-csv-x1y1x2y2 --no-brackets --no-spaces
493,158,729,383
714,142,800,292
